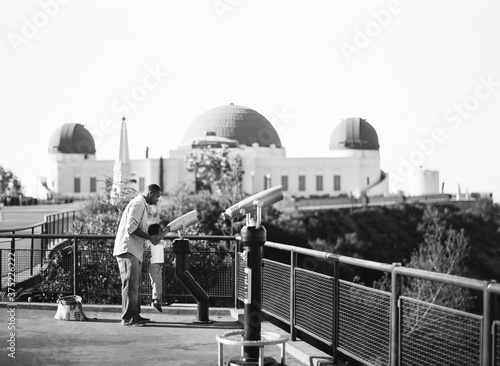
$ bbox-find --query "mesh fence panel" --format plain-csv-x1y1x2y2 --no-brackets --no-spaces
338,280,391,366
400,296,482,366
0,238,234,304
8,249,44,282
30,246,74,301
158,251,234,299
262,259,290,322
237,253,247,302
295,268,333,344
80,242,121,304
494,321,500,366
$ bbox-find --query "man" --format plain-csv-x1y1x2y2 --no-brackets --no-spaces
113,184,163,326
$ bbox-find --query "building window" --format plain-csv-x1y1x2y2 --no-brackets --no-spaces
316,175,323,191
334,175,341,191
74,178,81,193
90,177,97,193
299,175,306,191
264,174,271,190
139,177,145,192
281,176,288,192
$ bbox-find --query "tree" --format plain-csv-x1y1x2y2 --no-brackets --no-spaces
0,165,23,205
34,176,138,303
467,197,500,224
156,182,228,235
185,144,244,207
35,175,235,304
375,207,474,311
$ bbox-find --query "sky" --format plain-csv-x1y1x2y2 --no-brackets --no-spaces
1,0,499,202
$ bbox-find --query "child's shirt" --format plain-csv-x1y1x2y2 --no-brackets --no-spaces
149,241,165,264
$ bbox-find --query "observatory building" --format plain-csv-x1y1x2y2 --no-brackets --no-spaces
44,104,390,200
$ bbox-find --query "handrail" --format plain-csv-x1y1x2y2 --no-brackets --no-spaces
265,240,394,272
487,281,500,295
395,265,485,291
0,234,236,241
0,220,47,233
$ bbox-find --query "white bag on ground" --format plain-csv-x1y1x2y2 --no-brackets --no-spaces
54,295,90,321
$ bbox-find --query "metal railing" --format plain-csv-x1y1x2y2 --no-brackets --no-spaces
237,241,500,366
0,209,77,237
0,234,236,305
0,231,499,366
0,210,77,284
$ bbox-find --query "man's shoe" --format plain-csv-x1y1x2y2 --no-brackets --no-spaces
122,318,144,327
137,315,151,323
152,301,162,313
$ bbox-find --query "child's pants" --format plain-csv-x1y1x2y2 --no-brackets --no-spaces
148,263,163,302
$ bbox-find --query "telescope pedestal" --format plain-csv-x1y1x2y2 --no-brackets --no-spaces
172,238,210,322
229,225,278,366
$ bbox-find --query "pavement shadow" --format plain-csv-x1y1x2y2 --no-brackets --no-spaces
145,321,243,329
84,318,119,323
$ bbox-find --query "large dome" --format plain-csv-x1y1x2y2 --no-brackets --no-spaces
49,123,96,154
181,104,282,148
330,117,379,150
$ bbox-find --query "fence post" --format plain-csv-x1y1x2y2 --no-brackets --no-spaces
10,230,15,264
234,240,239,309
30,227,34,276
43,222,48,252
332,257,340,364
390,263,401,366
73,237,79,296
290,250,296,341
482,280,494,366
0,250,3,290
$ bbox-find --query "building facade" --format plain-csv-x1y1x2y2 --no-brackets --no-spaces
44,104,390,200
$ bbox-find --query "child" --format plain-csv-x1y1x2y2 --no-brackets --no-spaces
147,223,169,312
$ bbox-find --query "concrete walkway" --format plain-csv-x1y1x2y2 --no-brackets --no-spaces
0,202,81,231
0,302,333,366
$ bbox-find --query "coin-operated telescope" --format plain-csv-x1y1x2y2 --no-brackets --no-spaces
224,186,284,366
223,185,283,228
167,210,210,323
167,209,198,237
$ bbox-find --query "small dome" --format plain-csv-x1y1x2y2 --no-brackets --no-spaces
49,123,96,154
182,104,282,148
330,117,379,150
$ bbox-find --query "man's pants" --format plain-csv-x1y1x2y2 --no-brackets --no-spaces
148,263,163,302
117,253,141,321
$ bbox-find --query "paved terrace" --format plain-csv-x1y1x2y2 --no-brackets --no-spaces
0,302,333,366
0,203,81,231
0,204,326,365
